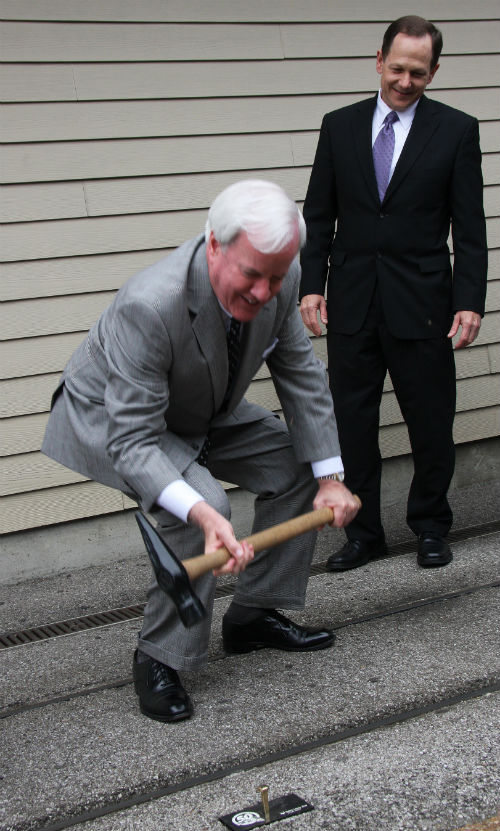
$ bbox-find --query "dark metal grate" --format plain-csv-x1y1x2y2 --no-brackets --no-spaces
0,604,145,649
1,520,498,651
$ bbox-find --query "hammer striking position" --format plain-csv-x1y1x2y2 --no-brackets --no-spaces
42,180,359,722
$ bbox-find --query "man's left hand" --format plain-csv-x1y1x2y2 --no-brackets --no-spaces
313,480,361,528
447,310,481,349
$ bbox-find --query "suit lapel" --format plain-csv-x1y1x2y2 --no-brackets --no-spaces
353,95,380,205
384,95,440,201
188,241,228,412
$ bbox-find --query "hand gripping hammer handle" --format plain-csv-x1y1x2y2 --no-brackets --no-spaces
183,506,335,580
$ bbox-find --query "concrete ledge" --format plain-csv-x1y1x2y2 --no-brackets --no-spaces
1,437,498,585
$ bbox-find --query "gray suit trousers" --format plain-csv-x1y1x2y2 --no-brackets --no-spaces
138,413,318,671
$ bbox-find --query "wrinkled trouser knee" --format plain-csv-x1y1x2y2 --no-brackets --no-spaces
138,415,318,671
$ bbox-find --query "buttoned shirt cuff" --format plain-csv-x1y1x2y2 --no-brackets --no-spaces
311,456,344,479
156,480,205,523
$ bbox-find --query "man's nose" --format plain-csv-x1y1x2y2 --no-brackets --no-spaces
251,279,273,303
399,73,412,88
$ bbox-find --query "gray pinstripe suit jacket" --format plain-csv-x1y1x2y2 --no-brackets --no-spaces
42,235,340,512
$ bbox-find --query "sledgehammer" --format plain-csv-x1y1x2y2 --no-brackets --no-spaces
135,506,343,629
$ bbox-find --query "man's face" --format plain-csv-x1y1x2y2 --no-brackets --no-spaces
376,33,438,112
206,230,299,322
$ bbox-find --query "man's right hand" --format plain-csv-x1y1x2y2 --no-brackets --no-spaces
300,294,328,336
187,501,254,576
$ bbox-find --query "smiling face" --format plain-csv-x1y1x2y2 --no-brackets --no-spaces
376,32,438,112
206,230,299,322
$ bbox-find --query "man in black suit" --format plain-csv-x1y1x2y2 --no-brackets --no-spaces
299,15,487,570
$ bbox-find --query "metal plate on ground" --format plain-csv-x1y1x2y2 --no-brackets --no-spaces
219,792,314,828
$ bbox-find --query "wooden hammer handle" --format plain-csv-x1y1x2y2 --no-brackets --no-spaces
183,506,335,581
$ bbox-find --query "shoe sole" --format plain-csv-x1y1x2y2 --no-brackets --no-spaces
326,559,370,571
138,702,193,723
417,556,453,568
224,634,336,655
327,544,387,572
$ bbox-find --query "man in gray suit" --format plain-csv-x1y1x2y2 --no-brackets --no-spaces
42,180,359,722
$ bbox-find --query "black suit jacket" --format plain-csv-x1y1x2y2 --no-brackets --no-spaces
299,94,488,339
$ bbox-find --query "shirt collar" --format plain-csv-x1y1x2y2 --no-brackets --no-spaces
217,299,238,332
375,90,419,132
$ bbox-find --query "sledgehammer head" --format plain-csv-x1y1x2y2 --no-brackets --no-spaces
135,512,206,628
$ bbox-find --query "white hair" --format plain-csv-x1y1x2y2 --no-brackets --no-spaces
205,179,306,253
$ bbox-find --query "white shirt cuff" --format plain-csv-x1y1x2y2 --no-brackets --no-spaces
156,480,205,523
311,456,344,478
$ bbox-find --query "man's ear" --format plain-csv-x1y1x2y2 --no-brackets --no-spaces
206,231,223,276
428,62,439,85
376,49,384,75
207,231,218,254
206,231,220,260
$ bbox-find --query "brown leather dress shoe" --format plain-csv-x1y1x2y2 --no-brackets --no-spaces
327,538,387,571
222,610,335,654
417,533,453,567
133,650,193,722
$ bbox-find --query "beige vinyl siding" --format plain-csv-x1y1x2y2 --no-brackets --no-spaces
1,2,499,535
3,55,498,103
2,161,500,226
2,19,499,63
2,124,499,186
0,0,498,22
1,90,497,145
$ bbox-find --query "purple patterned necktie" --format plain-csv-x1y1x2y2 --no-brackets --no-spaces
372,110,398,202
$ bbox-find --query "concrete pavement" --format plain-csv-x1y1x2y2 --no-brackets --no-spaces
1,478,499,831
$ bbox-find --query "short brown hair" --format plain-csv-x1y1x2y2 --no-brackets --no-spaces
382,15,443,69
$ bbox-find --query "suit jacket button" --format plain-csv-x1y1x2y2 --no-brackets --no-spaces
427,319,432,326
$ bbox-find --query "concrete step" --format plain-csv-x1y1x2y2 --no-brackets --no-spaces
62,691,500,831
1,527,499,831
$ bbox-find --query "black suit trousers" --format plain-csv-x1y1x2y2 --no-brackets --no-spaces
327,291,456,541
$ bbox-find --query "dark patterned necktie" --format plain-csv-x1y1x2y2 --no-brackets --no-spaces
196,435,211,467
225,317,241,398
197,317,241,466
372,110,398,202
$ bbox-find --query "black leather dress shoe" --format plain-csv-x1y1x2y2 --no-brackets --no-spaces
417,533,453,567
222,610,335,654
327,538,387,571
133,650,193,722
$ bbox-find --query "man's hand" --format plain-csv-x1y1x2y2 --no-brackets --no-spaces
300,294,328,336
187,501,254,576
447,310,481,349
313,480,361,528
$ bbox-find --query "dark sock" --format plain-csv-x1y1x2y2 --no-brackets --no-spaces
136,649,150,664
224,602,271,624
